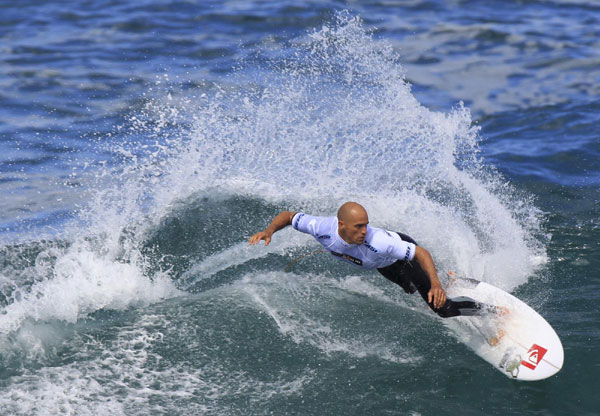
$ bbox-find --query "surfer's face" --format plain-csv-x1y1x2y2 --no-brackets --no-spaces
338,210,369,245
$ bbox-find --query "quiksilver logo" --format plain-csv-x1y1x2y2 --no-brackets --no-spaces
520,344,548,370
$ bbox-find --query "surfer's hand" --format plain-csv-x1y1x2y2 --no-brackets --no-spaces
428,284,447,309
249,230,273,246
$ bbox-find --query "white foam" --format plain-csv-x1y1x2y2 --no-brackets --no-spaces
179,227,308,290
0,238,181,336
0,311,313,415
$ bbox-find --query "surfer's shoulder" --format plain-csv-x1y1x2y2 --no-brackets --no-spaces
293,213,337,235
367,227,398,252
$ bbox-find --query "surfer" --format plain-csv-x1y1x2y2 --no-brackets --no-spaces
249,201,482,318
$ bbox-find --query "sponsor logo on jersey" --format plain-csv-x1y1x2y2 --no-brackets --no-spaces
293,213,304,230
363,241,378,253
317,234,331,240
331,251,363,266
404,246,412,260
520,344,548,370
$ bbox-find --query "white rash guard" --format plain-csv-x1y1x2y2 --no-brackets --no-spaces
291,213,416,269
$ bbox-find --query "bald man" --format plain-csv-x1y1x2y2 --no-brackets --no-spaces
249,202,482,318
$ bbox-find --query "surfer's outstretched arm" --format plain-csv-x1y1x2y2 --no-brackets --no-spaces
413,246,447,309
249,211,295,246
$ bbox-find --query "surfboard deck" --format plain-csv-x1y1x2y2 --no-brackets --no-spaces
444,277,564,381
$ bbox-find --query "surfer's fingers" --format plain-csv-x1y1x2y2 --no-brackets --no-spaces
438,290,447,308
428,290,437,307
438,291,447,309
429,287,446,309
249,231,266,245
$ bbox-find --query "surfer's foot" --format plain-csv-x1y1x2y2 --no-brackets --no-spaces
489,329,507,347
444,297,483,317
451,301,509,318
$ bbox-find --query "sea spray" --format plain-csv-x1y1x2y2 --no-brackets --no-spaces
84,12,548,293
140,13,547,288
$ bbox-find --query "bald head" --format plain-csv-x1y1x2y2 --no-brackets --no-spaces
337,202,367,222
337,202,369,244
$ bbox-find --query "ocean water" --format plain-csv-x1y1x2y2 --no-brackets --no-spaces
0,1,598,415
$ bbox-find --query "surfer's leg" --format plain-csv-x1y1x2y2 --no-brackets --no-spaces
378,232,482,318
378,259,482,318
376,232,420,294
377,260,418,294
408,261,486,318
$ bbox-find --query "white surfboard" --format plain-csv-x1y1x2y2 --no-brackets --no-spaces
444,277,564,381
